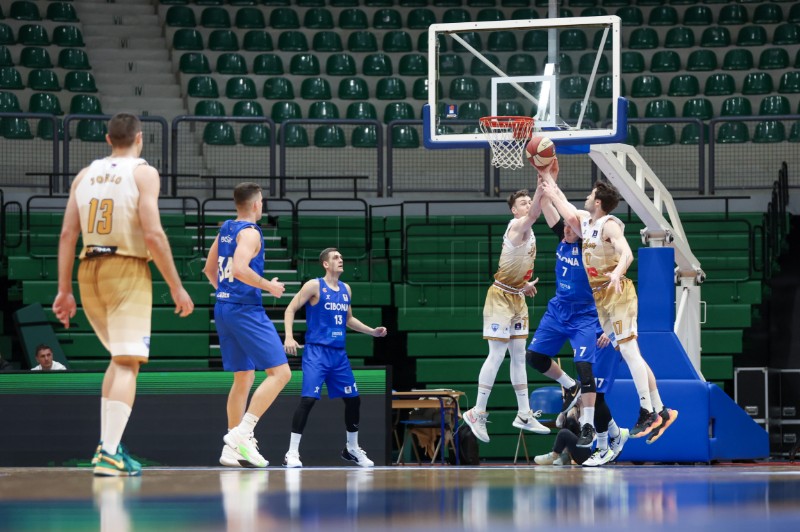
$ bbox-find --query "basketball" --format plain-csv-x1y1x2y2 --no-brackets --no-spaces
525,136,556,169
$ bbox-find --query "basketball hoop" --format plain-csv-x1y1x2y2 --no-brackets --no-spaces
479,116,535,170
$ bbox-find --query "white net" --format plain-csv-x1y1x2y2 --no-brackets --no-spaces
479,116,535,170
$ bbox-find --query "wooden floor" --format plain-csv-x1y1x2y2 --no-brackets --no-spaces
1,465,800,531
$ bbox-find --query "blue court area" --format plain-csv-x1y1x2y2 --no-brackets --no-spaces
2,465,800,531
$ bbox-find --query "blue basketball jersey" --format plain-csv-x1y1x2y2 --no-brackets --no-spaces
304,278,348,348
552,222,594,305
215,220,264,306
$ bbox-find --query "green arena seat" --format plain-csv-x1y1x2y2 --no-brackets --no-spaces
391,124,419,148
216,52,247,74
240,124,269,146
408,8,436,29
668,74,699,96
412,77,431,100
27,69,60,91
759,48,789,70
339,8,368,29
665,26,695,48
46,2,77,22
645,99,676,118
704,73,735,96
568,100,600,122
232,100,264,117
65,71,97,92
383,31,412,52
304,7,333,29
736,26,766,46
312,31,341,52
18,24,49,45
578,53,608,75
363,53,392,76
773,24,800,45
628,27,658,49
69,94,102,114
289,53,320,75
742,72,773,95
225,76,256,99
194,99,225,116
559,53,574,74
560,29,587,50
419,33,446,53
488,31,516,52
347,101,377,120
790,4,800,24
522,30,547,51
443,8,470,23
338,77,368,99
682,98,713,120
9,1,40,21
683,5,712,25
263,77,294,99
759,95,790,115
507,54,536,75
277,31,307,51
754,120,785,143
778,71,800,94
717,122,749,143
348,31,378,52
650,50,680,72
790,122,800,142
497,100,525,116
439,53,464,75
625,125,640,146
298,0,324,5
616,6,643,26
187,75,219,97
0,24,13,45
686,49,717,71
449,77,480,99
723,49,753,70
270,8,299,29
173,29,203,50
631,74,662,97
308,100,339,119
376,77,406,99
243,31,273,51
560,76,589,99
208,30,239,51
0,66,23,89
383,101,414,122
457,101,487,120
166,6,196,27
351,125,378,148
452,32,482,52
644,124,676,146
753,3,783,25
700,26,730,47
595,74,622,98
203,122,236,145
399,54,427,76
271,101,301,122
1,117,33,138
0,46,12,66
253,53,283,75
648,6,678,26
581,8,608,17
679,123,703,145
35,116,62,139
721,96,752,117
301,77,332,100
314,125,346,147
718,4,747,25
53,25,83,47
0,90,21,111
477,8,505,22
20,46,51,68
200,7,231,28
76,119,107,142
235,8,265,28
373,9,402,29
326,53,356,75
621,51,644,73
180,52,210,73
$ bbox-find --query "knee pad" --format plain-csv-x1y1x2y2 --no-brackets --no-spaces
575,361,596,394
526,350,553,374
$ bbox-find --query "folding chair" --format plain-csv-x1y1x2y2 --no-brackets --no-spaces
514,386,563,464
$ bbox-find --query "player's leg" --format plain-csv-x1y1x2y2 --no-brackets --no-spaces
324,348,373,467
284,396,316,468
526,303,580,411
283,345,326,468
583,393,615,467
508,304,548,434
644,360,679,444
227,371,256,430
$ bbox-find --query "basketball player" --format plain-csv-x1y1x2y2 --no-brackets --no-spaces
541,172,678,442
463,188,550,443
282,248,387,468
53,113,195,476
203,182,291,468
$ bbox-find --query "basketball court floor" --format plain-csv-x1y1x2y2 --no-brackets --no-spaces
1,465,799,531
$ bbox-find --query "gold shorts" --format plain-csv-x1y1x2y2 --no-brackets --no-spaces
482,284,529,341
78,255,152,358
592,277,638,343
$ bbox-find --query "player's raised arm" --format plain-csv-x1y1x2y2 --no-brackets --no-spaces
541,180,584,235
603,220,634,293
52,169,86,328
283,279,318,355
203,235,220,290
344,284,387,337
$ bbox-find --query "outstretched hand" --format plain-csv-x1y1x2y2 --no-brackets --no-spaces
522,277,539,297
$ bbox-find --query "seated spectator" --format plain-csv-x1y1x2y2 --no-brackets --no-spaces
31,344,66,371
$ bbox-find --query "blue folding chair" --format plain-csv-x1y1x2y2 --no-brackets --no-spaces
514,386,563,464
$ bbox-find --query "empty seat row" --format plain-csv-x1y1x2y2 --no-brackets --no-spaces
0,67,97,92
601,4,798,27
633,95,800,119
624,120,800,146
0,46,91,70
626,24,800,49
158,0,552,6
194,99,425,124
184,53,406,77
2,1,79,23
0,23,85,46
0,92,103,115
622,48,800,73
201,121,390,147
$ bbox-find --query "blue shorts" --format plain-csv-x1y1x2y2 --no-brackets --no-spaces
593,343,622,394
528,299,600,364
215,302,287,372
301,343,358,399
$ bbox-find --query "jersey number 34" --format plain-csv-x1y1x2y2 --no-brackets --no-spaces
218,256,234,282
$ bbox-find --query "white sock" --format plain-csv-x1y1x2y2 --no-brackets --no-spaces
100,397,107,443
596,431,609,451
514,389,530,415
580,407,595,428
476,341,507,412
650,388,664,412
236,412,259,435
102,400,132,455
619,342,653,412
475,387,492,412
509,339,530,414
346,430,358,450
608,419,620,440
556,374,577,388
289,432,302,453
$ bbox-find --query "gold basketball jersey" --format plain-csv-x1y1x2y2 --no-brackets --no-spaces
75,157,150,260
581,214,624,288
493,220,537,290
